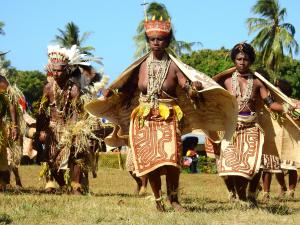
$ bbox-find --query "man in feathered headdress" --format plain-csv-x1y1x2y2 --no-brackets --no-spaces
85,16,238,211
206,42,300,205
36,45,102,194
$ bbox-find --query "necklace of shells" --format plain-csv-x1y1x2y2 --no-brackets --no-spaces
231,70,254,112
52,81,71,115
145,52,171,108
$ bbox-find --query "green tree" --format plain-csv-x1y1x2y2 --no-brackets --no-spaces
247,0,299,72
133,2,199,58
54,21,95,55
8,70,46,105
181,48,234,77
277,58,300,98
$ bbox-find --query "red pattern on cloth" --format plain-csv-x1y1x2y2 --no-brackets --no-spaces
218,124,263,179
130,115,180,177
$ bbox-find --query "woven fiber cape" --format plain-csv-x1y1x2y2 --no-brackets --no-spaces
84,53,238,147
213,67,300,165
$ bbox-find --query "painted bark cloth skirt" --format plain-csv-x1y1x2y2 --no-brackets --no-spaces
218,113,264,179
129,100,182,177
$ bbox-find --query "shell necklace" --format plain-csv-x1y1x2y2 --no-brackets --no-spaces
145,52,171,108
231,70,254,112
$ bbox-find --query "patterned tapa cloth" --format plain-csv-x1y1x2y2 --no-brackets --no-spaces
280,160,298,171
129,100,181,176
260,154,281,173
85,52,238,150
217,114,264,179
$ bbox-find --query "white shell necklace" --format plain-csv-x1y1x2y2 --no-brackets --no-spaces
145,52,171,108
231,70,254,112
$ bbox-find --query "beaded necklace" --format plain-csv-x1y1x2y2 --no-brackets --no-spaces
145,52,171,108
52,81,71,116
231,70,254,112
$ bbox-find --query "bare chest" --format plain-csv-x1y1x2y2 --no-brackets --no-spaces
138,62,177,96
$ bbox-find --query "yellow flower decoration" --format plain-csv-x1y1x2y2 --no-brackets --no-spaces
159,103,170,120
173,105,183,121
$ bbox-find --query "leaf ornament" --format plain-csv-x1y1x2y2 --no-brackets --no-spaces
131,107,140,120
291,109,300,120
142,104,151,118
173,105,183,121
159,103,170,120
138,106,144,117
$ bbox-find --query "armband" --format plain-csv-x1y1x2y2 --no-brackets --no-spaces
184,80,198,98
263,95,274,107
282,103,290,114
183,80,192,92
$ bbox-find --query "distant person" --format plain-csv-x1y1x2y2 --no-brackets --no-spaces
273,79,299,199
183,137,199,173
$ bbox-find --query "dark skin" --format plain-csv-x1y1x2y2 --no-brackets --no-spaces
103,36,202,99
219,52,286,202
104,34,202,211
39,64,80,142
0,75,18,141
38,64,82,194
222,52,283,113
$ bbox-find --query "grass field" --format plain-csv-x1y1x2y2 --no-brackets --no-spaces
0,165,299,225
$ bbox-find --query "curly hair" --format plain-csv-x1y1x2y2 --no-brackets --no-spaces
230,42,256,64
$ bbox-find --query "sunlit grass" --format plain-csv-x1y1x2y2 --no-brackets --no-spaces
0,166,299,225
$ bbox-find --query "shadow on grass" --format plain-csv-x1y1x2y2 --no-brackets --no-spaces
0,213,13,224
259,203,298,215
182,197,234,213
1,187,63,195
183,196,228,204
92,192,136,198
1,187,137,198
182,197,300,215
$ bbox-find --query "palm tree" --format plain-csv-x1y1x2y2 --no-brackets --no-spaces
0,21,5,35
133,2,200,58
54,21,95,55
247,0,299,71
172,41,202,57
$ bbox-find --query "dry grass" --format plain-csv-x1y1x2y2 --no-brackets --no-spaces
0,166,299,225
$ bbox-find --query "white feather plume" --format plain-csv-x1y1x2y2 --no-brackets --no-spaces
67,45,103,66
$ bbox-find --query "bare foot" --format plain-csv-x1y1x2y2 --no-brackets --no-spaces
156,201,166,212
138,186,147,196
45,187,56,194
72,189,83,195
92,171,97,178
171,202,186,212
0,184,7,192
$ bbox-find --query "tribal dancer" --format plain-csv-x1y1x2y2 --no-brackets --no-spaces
261,79,300,201
85,16,237,211
36,45,101,194
207,42,300,205
0,74,19,189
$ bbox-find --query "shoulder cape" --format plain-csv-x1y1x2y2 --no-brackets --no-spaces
213,67,300,164
85,53,238,147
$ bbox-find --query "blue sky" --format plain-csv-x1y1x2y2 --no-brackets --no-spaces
1,0,299,82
